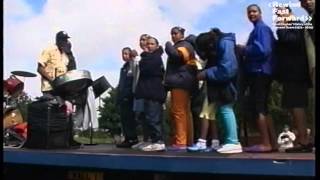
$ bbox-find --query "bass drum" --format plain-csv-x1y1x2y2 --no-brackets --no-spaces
3,107,24,129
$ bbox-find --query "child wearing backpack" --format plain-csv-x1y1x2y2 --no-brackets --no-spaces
195,28,242,154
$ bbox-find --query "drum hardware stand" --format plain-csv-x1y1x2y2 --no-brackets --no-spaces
88,121,96,145
3,128,26,148
74,96,97,146
4,95,9,109
88,76,113,145
86,93,104,145
82,121,97,146
86,99,98,146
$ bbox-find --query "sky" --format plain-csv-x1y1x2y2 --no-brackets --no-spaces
4,0,308,99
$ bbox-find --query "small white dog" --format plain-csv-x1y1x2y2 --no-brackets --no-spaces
277,125,296,152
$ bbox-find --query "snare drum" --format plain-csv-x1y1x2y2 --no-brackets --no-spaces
4,75,24,97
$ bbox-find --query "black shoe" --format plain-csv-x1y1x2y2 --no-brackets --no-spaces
285,143,313,153
116,139,138,148
70,139,83,149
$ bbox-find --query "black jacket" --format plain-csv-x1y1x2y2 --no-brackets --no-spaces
135,47,166,103
275,23,311,85
164,39,198,92
116,62,133,105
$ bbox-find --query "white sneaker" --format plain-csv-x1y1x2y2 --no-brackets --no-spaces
138,142,152,150
132,141,148,150
187,139,207,152
217,143,242,154
211,139,220,150
131,141,151,150
141,142,166,152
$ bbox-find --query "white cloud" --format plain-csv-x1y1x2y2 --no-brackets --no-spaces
157,0,227,29
4,0,229,98
3,0,34,18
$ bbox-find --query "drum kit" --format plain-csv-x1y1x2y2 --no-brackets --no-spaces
3,69,113,147
3,71,36,147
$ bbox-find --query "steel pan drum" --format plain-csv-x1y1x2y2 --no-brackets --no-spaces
52,70,93,98
92,76,113,98
3,107,24,129
4,75,24,97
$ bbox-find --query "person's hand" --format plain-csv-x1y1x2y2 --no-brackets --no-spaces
197,71,206,80
64,100,73,115
165,41,172,48
165,41,174,55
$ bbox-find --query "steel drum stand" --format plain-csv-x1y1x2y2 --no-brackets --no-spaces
71,100,97,146
87,76,112,145
86,121,97,146
84,94,98,146
86,89,109,145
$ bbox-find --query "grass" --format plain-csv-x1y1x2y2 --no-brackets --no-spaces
74,131,115,144
74,136,114,144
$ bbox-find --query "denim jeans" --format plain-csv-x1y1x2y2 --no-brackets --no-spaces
133,98,150,142
143,99,163,143
133,98,144,112
217,104,239,144
135,112,150,142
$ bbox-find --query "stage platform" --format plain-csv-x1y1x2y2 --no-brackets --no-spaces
3,144,315,177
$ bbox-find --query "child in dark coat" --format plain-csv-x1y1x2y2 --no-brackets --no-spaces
116,47,139,148
135,37,166,151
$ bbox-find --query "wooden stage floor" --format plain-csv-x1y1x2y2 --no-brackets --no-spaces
3,144,315,177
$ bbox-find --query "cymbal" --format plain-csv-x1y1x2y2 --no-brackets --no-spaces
11,71,37,77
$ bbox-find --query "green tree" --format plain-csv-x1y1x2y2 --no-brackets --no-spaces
98,89,121,136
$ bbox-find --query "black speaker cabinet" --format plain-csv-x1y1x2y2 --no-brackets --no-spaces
25,99,71,149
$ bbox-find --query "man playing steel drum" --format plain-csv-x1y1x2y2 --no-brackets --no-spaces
37,31,98,148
